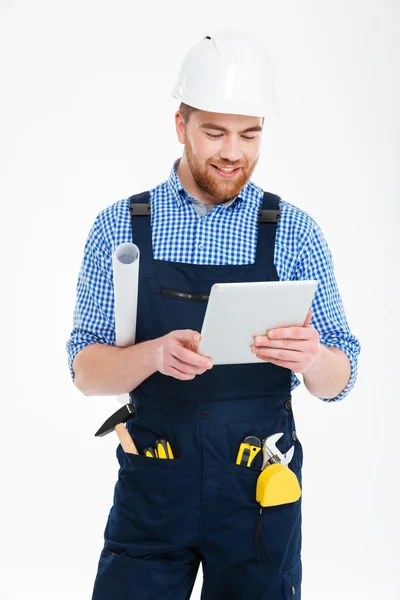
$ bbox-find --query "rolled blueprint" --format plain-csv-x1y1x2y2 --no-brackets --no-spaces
112,242,140,404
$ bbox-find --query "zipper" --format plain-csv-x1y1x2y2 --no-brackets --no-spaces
161,288,210,302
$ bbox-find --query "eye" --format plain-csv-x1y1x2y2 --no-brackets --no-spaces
205,133,257,141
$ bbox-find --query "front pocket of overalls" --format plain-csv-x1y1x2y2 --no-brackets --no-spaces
227,461,260,505
111,444,194,548
119,445,183,470
282,557,302,598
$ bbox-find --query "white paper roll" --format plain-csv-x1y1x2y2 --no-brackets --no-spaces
112,242,140,404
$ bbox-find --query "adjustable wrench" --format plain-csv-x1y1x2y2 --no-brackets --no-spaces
261,432,295,470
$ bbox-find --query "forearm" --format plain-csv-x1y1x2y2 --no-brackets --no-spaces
302,345,351,400
72,340,158,396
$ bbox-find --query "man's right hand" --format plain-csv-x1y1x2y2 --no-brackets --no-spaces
152,330,213,381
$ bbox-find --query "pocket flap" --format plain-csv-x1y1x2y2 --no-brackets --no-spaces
283,558,302,598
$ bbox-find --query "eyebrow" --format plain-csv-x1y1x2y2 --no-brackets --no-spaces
199,123,262,134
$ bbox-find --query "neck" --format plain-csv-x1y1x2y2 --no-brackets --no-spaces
176,155,222,205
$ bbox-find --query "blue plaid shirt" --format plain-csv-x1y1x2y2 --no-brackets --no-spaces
66,159,360,402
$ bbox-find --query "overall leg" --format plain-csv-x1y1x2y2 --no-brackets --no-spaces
92,415,202,600
198,407,303,600
92,545,200,600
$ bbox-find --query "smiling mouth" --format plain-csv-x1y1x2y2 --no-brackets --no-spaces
211,164,241,171
210,164,241,178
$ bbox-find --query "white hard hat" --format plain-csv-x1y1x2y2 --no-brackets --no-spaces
172,30,278,118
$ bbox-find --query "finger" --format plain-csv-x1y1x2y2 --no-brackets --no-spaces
168,366,197,380
174,346,213,369
174,330,201,343
255,347,305,363
253,339,311,352
303,309,312,327
186,340,203,354
267,324,313,341
170,355,209,375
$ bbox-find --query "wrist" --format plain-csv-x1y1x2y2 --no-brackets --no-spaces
143,338,160,375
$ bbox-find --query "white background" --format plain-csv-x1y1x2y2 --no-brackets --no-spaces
1,0,399,598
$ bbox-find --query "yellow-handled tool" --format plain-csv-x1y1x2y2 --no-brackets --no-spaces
236,436,262,467
144,447,158,458
156,439,174,459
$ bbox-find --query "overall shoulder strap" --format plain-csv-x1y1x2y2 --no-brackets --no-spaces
258,191,281,223
128,190,151,217
253,191,281,267
128,191,152,252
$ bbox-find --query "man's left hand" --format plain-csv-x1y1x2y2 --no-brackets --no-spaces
251,310,321,374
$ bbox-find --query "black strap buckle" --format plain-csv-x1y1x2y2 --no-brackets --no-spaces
129,203,151,217
258,209,280,223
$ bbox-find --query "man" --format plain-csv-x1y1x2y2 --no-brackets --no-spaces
67,30,360,600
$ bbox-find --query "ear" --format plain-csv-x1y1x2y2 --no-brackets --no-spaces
175,112,186,144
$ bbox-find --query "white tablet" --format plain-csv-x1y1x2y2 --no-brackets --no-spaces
197,280,319,365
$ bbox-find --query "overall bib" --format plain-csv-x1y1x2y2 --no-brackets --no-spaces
92,191,303,600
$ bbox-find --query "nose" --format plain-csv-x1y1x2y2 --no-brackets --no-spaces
219,136,243,164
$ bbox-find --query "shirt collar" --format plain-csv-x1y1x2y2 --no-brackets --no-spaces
167,157,249,210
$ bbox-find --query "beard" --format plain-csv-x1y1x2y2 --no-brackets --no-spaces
184,137,258,202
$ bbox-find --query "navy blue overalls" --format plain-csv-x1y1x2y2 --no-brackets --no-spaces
92,190,303,599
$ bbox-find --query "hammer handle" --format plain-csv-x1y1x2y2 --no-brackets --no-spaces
115,423,139,455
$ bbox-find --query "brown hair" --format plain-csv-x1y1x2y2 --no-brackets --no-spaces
178,102,198,125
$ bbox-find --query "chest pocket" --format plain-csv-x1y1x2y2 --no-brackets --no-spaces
160,288,209,302
136,275,212,340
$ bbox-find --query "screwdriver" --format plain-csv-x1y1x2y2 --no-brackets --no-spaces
144,447,158,458
156,438,174,459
